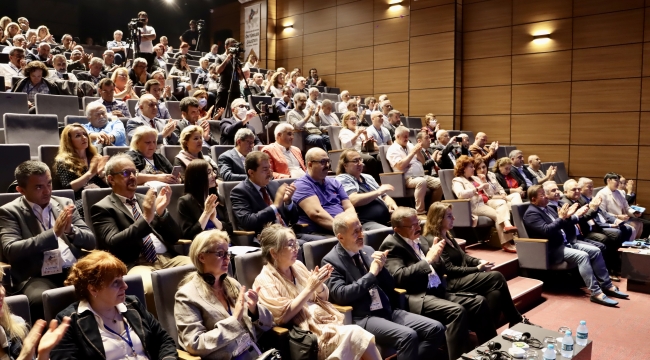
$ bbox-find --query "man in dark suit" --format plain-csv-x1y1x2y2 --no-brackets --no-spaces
219,98,262,146
172,96,218,147
248,72,266,96
523,185,628,307
432,130,462,170
323,212,446,360
0,161,95,320
509,150,537,188
379,207,496,360
217,128,255,181
90,154,190,312
26,43,53,67
126,94,178,145
75,57,106,85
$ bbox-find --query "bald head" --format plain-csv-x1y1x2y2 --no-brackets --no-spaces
305,148,330,181
475,132,487,147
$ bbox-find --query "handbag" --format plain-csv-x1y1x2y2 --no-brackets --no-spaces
288,325,318,360
257,348,282,360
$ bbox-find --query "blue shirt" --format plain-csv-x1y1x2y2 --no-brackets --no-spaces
293,175,349,233
83,120,127,146
94,98,131,118
366,125,391,146
276,98,294,116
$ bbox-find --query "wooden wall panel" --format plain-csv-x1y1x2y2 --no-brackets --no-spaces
569,146,639,178
303,52,337,76
381,92,409,115
303,30,337,56
463,0,512,32
573,10,644,49
572,44,643,81
336,71,374,95
374,0,410,21
571,113,640,145
411,4,455,37
512,51,572,84
511,114,571,144
277,0,304,18
375,41,409,69
411,89,454,115
638,147,650,180
642,77,650,112
374,67,409,93
337,0,374,28
337,24,374,51
463,56,511,87
337,47,374,73
411,0,455,10
515,145,570,167
411,32,455,63
463,27,511,59
512,82,572,114
304,0,337,13
636,180,650,206
640,112,650,145
462,86,511,115
374,17,410,45
571,78,641,113
512,0,572,25
644,43,650,77
461,115,511,144
511,19,573,55
303,7,337,34
277,15,304,39
276,36,303,59
573,0,644,17
410,60,455,89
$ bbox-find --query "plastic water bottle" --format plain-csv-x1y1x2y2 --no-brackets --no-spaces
561,330,574,358
576,320,588,346
543,344,556,360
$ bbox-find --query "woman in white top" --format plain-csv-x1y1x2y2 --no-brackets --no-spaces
269,72,285,98
338,111,375,152
287,70,299,90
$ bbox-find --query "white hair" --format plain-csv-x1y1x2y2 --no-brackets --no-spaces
274,123,294,138
436,129,448,140
230,98,247,110
12,34,25,42
543,181,557,193
308,87,319,94
138,94,156,106
564,179,577,190
38,42,50,50
293,92,307,102
133,57,148,67
199,56,209,64
234,128,255,143
85,102,106,117
509,149,523,159
89,57,104,67
114,30,123,36
577,177,593,188
104,49,114,56
394,126,409,137
253,72,263,79
370,110,383,119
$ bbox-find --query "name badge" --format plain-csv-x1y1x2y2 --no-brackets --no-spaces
587,219,596,226
232,333,253,357
42,249,63,276
369,288,383,311
192,39,197,45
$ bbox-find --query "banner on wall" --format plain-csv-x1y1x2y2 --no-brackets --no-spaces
244,3,261,63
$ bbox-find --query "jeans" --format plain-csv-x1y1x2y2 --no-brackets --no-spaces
563,242,613,296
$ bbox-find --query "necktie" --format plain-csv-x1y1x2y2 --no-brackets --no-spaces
352,253,367,275
125,198,157,263
260,187,286,226
149,119,156,128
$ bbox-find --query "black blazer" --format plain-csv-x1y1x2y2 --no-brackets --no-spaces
219,117,262,146
75,71,106,84
322,244,400,322
126,150,174,175
379,234,447,315
434,142,459,170
177,194,209,240
523,204,578,264
217,148,247,181
51,295,177,360
0,196,96,289
495,167,535,196
90,193,181,268
428,234,481,284
230,179,298,234
561,196,602,234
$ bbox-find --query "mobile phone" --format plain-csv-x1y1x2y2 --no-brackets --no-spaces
171,166,182,178
62,73,69,80
455,136,463,142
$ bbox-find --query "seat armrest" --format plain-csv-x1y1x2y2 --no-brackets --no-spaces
232,231,257,247
174,239,194,256
394,288,406,294
379,172,406,198
333,304,353,325
514,238,549,270
442,199,473,227
272,326,289,336
177,239,192,244
178,350,200,360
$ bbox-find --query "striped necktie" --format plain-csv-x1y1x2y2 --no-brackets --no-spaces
126,198,157,263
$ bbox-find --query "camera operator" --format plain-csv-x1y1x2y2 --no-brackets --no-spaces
180,20,198,50
135,11,156,72
214,38,248,116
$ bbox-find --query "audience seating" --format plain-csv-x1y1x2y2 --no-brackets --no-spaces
34,94,80,125
6,295,31,325
326,87,340,94
0,93,29,121
103,145,130,156
496,145,517,159
321,93,338,102
82,96,100,110
234,250,265,289
0,144,30,192
541,161,569,187
207,120,221,144
377,145,415,199
363,227,394,250
64,115,89,126
265,121,280,144
217,180,256,247
127,99,139,117
210,145,234,163
302,237,338,271
42,273,146,321
167,184,185,225
3,114,59,158
151,264,196,347
402,117,423,130
38,145,62,189
328,149,344,172
161,145,182,164
329,126,342,150
167,101,181,119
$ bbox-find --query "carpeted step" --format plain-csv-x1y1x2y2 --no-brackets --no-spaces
508,276,544,312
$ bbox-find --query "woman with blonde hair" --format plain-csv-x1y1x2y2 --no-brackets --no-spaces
287,70,299,90
36,25,56,44
126,126,179,185
174,125,218,182
110,67,139,100
54,124,109,216
253,224,381,360
175,230,273,359
4,22,20,42
339,111,374,152
269,72,285,98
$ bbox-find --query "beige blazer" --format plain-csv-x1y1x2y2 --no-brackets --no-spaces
452,176,483,226
174,275,275,359
596,186,635,217
471,173,506,198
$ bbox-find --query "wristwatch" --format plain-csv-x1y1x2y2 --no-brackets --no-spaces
65,225,77,238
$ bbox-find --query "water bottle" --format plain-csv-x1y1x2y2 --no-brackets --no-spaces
543,344,556,360
576,320,588,346
561,330,574,358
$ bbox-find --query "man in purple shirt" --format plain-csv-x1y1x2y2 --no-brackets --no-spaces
293,148,354,234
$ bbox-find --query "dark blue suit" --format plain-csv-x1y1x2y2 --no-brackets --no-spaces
217,148,247,181
219,117,262,146
322,244,445,360
230,179,297,234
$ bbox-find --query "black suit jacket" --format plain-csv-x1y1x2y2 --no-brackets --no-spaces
523,204,578,264
379,234,447,315
217,148,247,181
219,117,262,146
51,295,177,360
434,141,459,170
177,193,215,241
561,196,603,234
171,118,218,147
230,179,298,234
322,244,399,322
75,71,106,84
26,52,53,66
90,193,181,268
0,196,96,289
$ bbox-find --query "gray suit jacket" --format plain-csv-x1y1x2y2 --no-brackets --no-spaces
126,115,178,145
0,196,96,289
174,275,274,359
217,148,247,181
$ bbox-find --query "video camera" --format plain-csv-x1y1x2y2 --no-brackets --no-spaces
228,42,245,55
196,19,206,32
128,18,145,31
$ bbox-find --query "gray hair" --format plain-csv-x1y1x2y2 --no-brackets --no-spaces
234,128,255,144
394,125,409,137
259,224,296,265
542,181,557,193
253,72,263,79
230,98,247,111
308,87,319,95
103,49,114,56
274,122,294,138
199,57,209,64
15,161,50,188
138,94,156,106
37,42,50,50
61,34,72,42
293,92,307,103
390,207,417,228
114,30,123,36
577,177,593,188
332,212,358,236
133,57,148,67
321,99,333,108
104,154,133,178
11,34,25,42
509,149,523,159
8,46,25,57
52,54,66,63
85,102,106,117
89,57,104,67
564,179,578,191
130,126,158,150
370,110,383,119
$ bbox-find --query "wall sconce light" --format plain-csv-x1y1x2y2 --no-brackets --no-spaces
532,33,551,43
284,24,294,29
389,0,403,7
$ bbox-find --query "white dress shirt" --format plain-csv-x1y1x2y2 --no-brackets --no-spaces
115,194,168,254
25,198,77,268
277,144,305,178
386,143,425,179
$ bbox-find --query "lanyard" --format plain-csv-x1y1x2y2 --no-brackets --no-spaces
104,321,136,356
357,179,372,192
143,157,158,171
401,146,409,155
24,82,40,95
35,208,54,231
10,63,21,75
374,126,384,142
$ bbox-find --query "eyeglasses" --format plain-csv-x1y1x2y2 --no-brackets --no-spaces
397,222,420,229
205,250,231,259
285,240,300,251
310,159,331,166
237,104,250,110
112,169,137,177
345,158,363,164
348,117,358,121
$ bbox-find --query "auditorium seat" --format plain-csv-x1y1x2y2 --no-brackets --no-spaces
328,149,343,172
0,94,29,121
363,227,394,250
377,145,416,200
234,250,264,289
167,184,185,225
325,87,340,94
329,126,342,150
161,145,182,164
127,99,139,117
217,180,256,247
103,146,130,156
320,93,338,102
6,295,30,325
166,101,181,119
303,237,338,271
207,120,221,144
42,274,146,321
38,145,62,189
496,145,517,159
82,96,100,110
151,264,196,347
402,117,423,130
3,113,59,158
64,115,89,126
0,144,30,192
265,120,280,144
34,94,79,125
541,161,569,188
210,145,234,163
